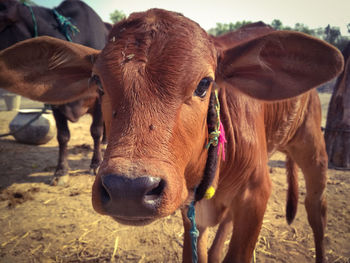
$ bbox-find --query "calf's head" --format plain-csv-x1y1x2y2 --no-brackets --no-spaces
0,9,343,225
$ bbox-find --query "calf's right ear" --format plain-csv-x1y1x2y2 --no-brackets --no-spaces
216,31,344,101
0,36,100,104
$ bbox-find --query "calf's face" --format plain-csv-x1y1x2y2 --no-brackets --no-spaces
91,10,217,225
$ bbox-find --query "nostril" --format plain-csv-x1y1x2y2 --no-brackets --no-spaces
100,182,111,205
145,178,166,202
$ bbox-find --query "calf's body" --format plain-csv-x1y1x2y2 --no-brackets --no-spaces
0,9,343,262
188,88,328,262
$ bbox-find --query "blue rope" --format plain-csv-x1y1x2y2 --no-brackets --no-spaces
22,3,38,37
52,9,79,42
187,201,199,263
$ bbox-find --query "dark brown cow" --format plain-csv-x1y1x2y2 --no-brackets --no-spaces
0,9,344,263
0,0,109,185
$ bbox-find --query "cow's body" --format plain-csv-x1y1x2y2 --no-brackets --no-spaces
0,0,109,184
0,9,344,262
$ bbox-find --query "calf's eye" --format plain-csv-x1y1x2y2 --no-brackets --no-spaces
194,77,213,98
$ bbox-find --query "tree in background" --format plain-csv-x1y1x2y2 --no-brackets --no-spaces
271,21,349,51
325,25,341,44
318,25,348,51
271,19,288,30
110,9,126,24
207,21,252,36
294,23,315,35
209,19,349,51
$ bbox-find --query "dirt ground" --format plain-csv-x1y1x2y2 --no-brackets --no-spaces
0,94,349,263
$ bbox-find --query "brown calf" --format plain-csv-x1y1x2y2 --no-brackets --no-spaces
0,9,343,263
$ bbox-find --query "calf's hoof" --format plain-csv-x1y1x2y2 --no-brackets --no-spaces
54,166,69,177
89,168,98,175
50,175,69,186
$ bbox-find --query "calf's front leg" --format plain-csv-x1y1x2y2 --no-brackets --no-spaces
224,171,271,263
208,213,233,263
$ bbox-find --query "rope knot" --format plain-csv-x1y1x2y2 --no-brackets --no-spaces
206,130,220,148
53,9,80,42
205,89,226,160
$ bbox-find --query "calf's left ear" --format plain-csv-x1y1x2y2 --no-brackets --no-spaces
0,36,100,104
217,31,344,100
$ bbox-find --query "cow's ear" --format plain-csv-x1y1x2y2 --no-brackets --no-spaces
216,31,344,100
0,36,100,104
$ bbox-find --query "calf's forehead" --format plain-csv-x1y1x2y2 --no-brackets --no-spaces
94,9,217,98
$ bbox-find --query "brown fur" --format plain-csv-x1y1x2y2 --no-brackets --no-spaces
0,9,344,263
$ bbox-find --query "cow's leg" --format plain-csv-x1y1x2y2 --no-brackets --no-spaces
182,209,209,263
52,107,70,185
223,170,271,263
90,101,104,174
286,132,328,263
102,123,107,144
208,214,232,263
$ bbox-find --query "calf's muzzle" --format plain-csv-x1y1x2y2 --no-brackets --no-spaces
96,173,166,224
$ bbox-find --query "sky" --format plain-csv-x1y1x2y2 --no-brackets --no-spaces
33,0,350,35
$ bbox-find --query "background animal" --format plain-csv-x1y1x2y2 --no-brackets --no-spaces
324,41,350,169
0,9,343,262
0,0,109,185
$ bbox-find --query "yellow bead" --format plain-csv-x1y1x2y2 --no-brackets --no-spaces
204,186,215,199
